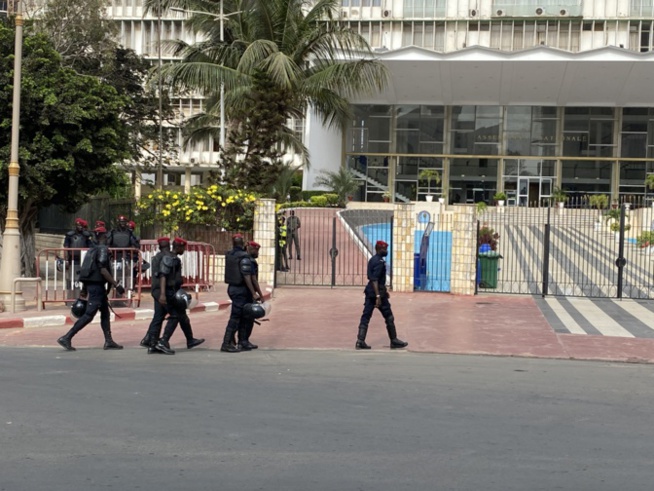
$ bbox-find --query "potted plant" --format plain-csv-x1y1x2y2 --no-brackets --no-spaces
605,208,630,240
439,182,449,204
552,187,567,209
476,201,487,215
419,169,441,202
589,194,609,230
382,190,392,203
493,191,507,207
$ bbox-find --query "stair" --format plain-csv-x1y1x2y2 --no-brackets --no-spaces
350,168,411,203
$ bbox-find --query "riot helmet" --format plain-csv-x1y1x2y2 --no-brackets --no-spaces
174,289,192,309
243,301,271,320
56,257,65,272
70,298,88,319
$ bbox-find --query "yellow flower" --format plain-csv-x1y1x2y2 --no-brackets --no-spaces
221,202,226,207
201,206,208,211
165,204,172,209
173,194,178,199
148,194,153,199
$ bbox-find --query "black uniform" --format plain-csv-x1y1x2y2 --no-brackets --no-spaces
62,229,93,292
156,251,195,347
107,226,140,288
142,250,166,347
356,253,402,345
57,245,120,349
222,246,256,348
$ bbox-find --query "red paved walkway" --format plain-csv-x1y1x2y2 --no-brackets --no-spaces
2,285,654,364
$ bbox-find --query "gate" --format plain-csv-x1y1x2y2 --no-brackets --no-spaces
477,200,654,299
275,208,393,287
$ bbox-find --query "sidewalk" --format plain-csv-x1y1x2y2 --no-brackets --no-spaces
2,284,654,365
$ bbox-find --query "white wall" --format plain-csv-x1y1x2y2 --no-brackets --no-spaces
303,109,342,191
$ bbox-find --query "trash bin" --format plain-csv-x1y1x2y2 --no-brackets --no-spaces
478,251,502,288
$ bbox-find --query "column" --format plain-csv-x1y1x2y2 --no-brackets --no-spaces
449,205,477,295
253,198,276,287
391,202,416,292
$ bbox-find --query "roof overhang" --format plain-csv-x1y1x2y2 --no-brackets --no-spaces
353,45,654,106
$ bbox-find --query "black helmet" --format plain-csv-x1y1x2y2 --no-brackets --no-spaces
56,258,65,272
174,289,192,309
70,298,88,319
243,301,271,320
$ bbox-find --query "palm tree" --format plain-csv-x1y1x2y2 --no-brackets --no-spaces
145,0,389,191
314,167,359,207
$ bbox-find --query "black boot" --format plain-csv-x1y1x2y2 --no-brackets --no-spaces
139,334,152,348
187,338,205,349
386,316,408,349
57,324,84,351
154,338,175,355
57,336,76,351
221,327,240,352
103,332,124,350
355,327,371,350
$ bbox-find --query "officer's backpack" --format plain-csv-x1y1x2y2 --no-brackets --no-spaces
78,248,98,282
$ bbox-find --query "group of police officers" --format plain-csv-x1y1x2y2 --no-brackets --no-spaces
57,214,408,352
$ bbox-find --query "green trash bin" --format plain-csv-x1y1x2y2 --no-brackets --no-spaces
479,252,502,288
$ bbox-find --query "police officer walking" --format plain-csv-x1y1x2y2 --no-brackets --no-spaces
152,237,205,355
286,210,301,260
221,237,264,352
355,240,408,350
57,226,124,351
62,218,93,295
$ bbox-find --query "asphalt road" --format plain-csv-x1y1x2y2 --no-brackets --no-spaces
1,348,653,491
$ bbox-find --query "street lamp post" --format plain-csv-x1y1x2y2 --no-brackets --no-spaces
0,0,25,310
157,0,164,190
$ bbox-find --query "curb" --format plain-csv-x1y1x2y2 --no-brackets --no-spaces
0,300,233,329
0,288,271,330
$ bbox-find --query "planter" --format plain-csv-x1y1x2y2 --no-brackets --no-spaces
557,202,565,209
438,197,445,204
426,195,433,202
497,200,505,207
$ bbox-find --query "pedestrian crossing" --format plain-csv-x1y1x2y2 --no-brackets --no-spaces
535,296,654,338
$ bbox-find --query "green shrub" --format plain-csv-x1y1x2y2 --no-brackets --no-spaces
323,193,339,206
279,201,311,209
637,231,654,248
302,190,326,200
309,195,329,207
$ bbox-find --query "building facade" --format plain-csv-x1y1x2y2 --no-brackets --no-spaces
303,0,654,205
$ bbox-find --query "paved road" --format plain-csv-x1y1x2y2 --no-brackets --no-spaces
1,349,653,491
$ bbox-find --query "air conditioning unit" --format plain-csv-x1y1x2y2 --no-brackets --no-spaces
535,7,544,15
495,9,505,17
559,8,568,16
469,9,478,17
382,9,391,18
350,8,360,18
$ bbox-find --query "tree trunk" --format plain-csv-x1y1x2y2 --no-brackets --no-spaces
20,204,39,277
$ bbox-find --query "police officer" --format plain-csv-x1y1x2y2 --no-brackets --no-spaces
277,215,289,272
139,237,170,351
57,226,124,351
62,218,93,294
286,209,301,260
221,236,264,352
355,240,408,350
107,215,140,288
152,237,204,355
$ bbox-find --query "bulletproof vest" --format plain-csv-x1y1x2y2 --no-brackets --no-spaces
224,248,248,286
110,229,131,248
79,246,109,284
160,253,182,289
68,231,88,249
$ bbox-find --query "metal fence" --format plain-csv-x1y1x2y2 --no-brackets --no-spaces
477,198,654,299
275,208,393,288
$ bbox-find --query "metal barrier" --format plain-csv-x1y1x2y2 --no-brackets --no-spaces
139,240,216,291
36,242,216,309
11,277,43,313
36,248,144,307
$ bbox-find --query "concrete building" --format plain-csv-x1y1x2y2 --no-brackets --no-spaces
302,0,654,205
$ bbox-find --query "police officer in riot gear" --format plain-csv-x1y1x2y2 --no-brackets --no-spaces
139,237,170,351
107,215,140,287
221,237,264,352
355,240,408,350
152,237,204,355
57,226,124,351
62,218,93,295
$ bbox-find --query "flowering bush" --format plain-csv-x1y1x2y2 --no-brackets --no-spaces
136,185,257,235
478,225,500,251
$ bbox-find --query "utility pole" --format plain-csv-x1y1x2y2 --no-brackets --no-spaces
0,0,25,310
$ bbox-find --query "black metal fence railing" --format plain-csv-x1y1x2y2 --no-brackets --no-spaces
275,208,393,288
477,197,654,299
